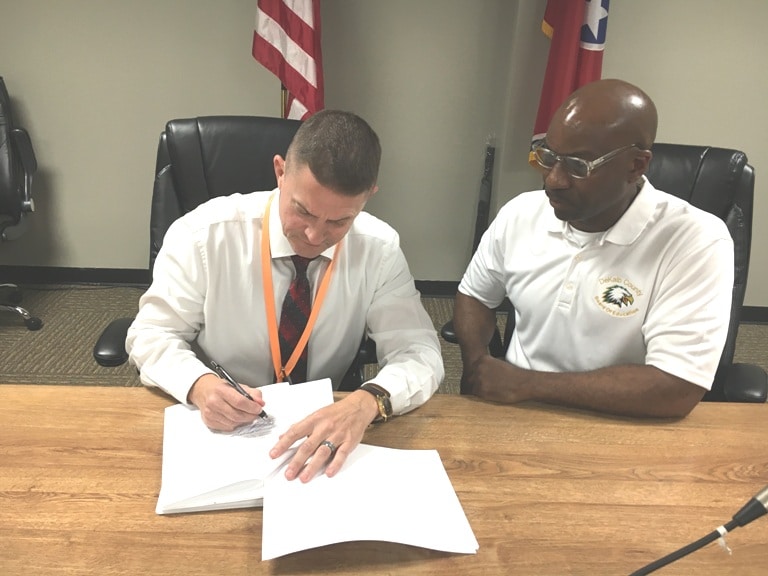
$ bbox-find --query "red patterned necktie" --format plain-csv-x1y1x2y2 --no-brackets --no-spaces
277,255,313,383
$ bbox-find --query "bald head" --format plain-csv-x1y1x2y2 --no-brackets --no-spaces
551,79,658,150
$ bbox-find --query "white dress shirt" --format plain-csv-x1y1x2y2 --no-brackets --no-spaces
126,189,443,414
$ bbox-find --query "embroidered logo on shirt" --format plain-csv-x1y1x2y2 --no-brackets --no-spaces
595,278,642,317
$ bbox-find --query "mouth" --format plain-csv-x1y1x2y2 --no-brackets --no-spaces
545,192,568,209
291,238,326,258
301,239,325,250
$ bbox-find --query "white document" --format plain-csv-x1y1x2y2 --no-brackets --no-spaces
155,378,333,515
261,444,479,560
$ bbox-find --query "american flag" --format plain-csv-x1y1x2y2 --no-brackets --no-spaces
530,0,610,158
252,0,324,120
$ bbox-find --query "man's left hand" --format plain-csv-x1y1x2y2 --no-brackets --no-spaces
464,355,531,404
269,389,379,482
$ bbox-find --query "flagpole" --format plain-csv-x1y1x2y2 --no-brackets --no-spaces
280,84,288,118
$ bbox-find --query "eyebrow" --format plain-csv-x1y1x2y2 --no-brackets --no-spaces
542,143,594,159
294,200,353,224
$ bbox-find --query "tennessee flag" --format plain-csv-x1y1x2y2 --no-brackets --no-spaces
252,0,324,120
530,0,610,159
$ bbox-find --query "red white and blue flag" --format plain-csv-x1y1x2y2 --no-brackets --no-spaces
530,0,610,158
252,0,324,120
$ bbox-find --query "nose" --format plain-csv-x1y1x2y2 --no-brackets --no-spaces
544,161,571,190
304,222,326,245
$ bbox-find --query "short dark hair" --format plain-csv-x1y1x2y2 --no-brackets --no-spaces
286,109,381,196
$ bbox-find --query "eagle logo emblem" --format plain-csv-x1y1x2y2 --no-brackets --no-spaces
602,284,635,308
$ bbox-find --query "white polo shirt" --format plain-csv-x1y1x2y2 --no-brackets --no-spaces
458,178,734,390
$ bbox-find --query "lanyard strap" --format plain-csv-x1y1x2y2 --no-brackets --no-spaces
261,193,340,382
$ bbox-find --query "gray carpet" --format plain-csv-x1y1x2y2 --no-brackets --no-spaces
1,285,767,396
0,285,463,393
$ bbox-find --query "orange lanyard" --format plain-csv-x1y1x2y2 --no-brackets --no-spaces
261,193,340,382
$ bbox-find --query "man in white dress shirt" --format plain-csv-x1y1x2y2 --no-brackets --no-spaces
453,79,733,418
127,110,444,482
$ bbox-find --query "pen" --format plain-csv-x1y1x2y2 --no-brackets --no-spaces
210,360,269,419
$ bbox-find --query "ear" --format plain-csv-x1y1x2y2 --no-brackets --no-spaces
273,155,286,185
628,149,652,182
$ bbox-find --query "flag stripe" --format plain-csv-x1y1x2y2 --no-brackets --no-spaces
256,1,318,69
252,0,323,120
285,96,308,120
253,35,321,110
255,8,318,87
281,0,314,27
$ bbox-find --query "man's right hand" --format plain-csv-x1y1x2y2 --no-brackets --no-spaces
187,373,266,431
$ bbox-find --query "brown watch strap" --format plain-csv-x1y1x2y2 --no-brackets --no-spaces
359,383,393,422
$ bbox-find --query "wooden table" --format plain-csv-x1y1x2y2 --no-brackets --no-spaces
2,385,767,575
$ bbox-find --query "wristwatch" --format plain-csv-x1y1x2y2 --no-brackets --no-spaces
360,383,393,422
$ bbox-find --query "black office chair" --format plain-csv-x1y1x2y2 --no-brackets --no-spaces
442,144,767,403
0,76,42,330
93,115,376,390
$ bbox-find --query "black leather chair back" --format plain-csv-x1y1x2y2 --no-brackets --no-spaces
0,77,18,223
645,144,755,400
0,76,37,240
0,77,42,330
149,116,301,270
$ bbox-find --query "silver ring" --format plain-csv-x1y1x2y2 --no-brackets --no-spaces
320,439,337,454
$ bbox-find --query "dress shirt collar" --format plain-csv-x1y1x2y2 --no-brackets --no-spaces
267,189,337,261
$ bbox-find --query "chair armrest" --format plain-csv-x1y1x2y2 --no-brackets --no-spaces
441,320,457,343
10,128,37,214
357,336,377,365
93,317,134,367
338,336,378,392
11,128,37,175
721,363,768,403
440,319,505,358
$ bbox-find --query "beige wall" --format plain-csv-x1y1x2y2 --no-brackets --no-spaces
0,0,280,268
0,0,765,307
322,0,524,278
600,0,768,307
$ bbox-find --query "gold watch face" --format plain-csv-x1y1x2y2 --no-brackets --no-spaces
361,384,392,420
375,396,388,420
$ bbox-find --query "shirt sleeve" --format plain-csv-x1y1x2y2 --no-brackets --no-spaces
125,218,213,404
457,211,509,309
364,237,444,415
643,233,735,389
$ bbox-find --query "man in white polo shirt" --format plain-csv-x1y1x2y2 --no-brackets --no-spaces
453,79,733,418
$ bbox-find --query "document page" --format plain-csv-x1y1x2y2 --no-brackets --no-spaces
156,379,333,514
262,444,479,559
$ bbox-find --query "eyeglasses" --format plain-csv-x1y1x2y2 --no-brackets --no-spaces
533,143,639,179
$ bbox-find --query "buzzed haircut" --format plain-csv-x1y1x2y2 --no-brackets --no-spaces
286,109,381,196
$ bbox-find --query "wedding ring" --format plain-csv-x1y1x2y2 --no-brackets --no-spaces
320,439,337,455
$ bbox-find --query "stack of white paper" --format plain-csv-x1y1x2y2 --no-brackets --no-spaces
155,379,333,514
262,444,479,559
155,378,479,559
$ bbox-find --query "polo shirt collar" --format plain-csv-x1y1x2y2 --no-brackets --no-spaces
603,176,656,246
544,176,657,246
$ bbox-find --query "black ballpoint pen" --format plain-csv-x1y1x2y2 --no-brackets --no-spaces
210,360,269,419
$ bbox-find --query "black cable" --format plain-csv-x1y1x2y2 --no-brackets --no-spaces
628,520,738,575
628,486,768,576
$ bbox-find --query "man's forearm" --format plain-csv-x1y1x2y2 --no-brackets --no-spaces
453,292,499,365
473,359,706,418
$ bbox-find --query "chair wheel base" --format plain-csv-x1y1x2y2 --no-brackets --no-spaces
1,303,42,330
